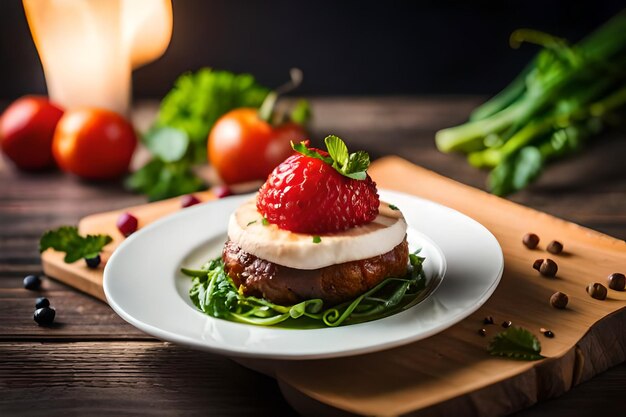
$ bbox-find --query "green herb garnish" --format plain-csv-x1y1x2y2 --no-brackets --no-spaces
292,135,370,180
40,226,112,263
246,220,257,227
488,327,545,361
262,218,270,226
184,252,427,328
389,204,399,211
312,236,322,244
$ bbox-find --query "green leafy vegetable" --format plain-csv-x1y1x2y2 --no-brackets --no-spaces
312,235,322,244
40,226,112,263
435,12,626,195
127,68,271,201
488,327,545,361
184,251,427,328
292,135,371,180
389,204,399,211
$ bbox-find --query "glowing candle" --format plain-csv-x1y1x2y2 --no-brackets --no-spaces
23,0,173,116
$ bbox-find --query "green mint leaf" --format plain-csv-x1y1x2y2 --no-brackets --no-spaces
389,204,399,211
488,327,545,361
246,220,257,227
290,99,312,125
312,236,321,244
324,135,349,170
345,151,370,177
40,226,112,264
143,127,190,163
262,218,270,226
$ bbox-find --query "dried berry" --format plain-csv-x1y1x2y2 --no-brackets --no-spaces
502,320,512,328
116,212,138,237
35,297,50,309
483,316,494,325
533,259,543,271
550,292,568,309
213,185,233,199
586,283,607,300
539,259,558,277
546,240,564,254
34,307,55,326
23,274,41,290
84,254,101,269
523,233,540,249
478,328,487,337
607,273,625,291
180,194,201,208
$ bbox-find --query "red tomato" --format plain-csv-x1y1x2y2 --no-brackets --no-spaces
0,96,64,170
52,108,137,180
208,108,307,184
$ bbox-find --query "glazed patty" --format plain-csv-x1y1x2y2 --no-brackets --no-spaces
222,237,409,305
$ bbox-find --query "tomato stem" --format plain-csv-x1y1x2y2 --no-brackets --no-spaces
258,68,303,123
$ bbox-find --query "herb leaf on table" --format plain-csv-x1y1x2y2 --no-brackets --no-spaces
40,226,112,263
488,327,545,361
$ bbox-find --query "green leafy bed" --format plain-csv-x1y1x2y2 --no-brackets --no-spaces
182,252,427,328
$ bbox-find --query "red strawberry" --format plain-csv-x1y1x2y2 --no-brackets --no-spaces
256,143,379,234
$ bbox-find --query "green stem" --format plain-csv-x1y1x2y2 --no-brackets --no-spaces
258,68,303,122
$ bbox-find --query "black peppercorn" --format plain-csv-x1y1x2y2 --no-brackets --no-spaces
607,273,625,291
587,283,607,300
550,292,568,309
547,240,564,254
483,316,494,325
502,320,512,328
523,233,540,249
543,330,554,338
539,259,558,277
478,328,487,337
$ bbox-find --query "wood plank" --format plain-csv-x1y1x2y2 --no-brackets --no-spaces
0,341,297,417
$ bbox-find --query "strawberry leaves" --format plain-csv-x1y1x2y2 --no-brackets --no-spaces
291,135,370,180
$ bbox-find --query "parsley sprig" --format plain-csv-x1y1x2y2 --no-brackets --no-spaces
292,135,370,180
40,226,113,263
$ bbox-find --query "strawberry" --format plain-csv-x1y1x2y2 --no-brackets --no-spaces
256,136,379,234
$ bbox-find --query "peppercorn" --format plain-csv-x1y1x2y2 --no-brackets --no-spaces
533,259,543,271
523,233,540,249
607,273,625,291
483,316,494,325
478,328,487,337
547,240,564,254
502,320,512,328
587,283,607,300
539,259,558,277
543,330,554,338
550,292,568,309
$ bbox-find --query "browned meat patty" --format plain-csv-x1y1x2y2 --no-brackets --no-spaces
222,238,409,305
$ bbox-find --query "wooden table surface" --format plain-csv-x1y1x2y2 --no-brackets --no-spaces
1,97,624,416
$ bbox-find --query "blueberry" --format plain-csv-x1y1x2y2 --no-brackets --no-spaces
34,307,55,326
35,297,50,309
85,254,101,269
23,274,41,290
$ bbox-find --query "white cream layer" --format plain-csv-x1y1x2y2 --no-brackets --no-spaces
227,198,407,270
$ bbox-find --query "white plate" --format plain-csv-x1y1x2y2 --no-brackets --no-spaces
104,190,503,360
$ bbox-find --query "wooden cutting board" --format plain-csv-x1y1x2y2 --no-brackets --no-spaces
41,156,626,417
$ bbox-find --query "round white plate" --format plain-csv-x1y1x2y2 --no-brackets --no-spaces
104,190,503,360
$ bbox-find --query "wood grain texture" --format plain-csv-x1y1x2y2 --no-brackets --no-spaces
1,98,626,416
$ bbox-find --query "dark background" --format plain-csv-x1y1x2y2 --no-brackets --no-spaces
0,0,623,99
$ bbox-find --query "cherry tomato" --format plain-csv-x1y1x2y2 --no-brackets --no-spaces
208,108,307,184
52,108,137,180
0,96,64,171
